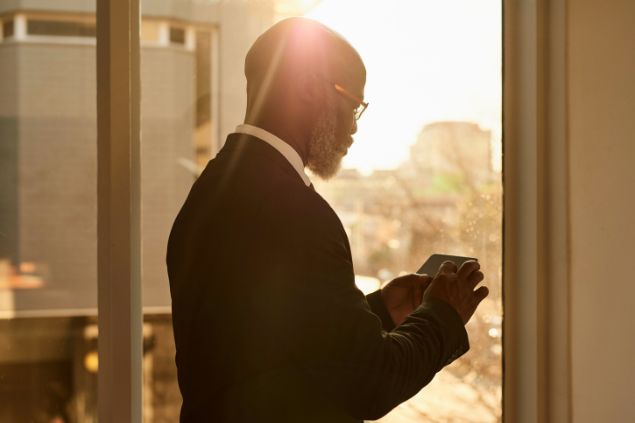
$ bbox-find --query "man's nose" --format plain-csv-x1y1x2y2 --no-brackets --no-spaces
351,119,358,135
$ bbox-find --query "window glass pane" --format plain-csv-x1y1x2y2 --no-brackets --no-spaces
0,317,98,422
307,2,503,421
28,19,96,37
168,26,185,45
2,19,14,38
0,3,98,422
141,1,502,422
140,3,220,420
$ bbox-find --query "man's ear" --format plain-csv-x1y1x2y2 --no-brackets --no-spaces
295,72,324,106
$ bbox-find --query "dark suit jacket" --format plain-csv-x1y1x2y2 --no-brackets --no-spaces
166,133,469,422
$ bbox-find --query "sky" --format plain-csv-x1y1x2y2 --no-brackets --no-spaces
302,0,502,173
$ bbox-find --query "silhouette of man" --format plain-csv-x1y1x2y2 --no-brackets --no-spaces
167,17,488,423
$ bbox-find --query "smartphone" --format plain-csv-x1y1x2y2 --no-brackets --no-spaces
416,254,477,276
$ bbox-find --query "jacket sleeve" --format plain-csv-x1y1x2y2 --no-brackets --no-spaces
365,290,396,332
278,202,470,420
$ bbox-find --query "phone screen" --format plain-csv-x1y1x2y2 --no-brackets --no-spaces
416,254,477,276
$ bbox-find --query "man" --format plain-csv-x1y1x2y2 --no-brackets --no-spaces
166,17,488,422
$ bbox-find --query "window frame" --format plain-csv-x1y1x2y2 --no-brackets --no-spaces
96,0,142,422
502,0,571,422
94,0,572,422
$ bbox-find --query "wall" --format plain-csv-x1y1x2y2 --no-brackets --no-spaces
568,0,635,422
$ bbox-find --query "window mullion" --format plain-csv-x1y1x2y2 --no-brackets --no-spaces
96,0,142,422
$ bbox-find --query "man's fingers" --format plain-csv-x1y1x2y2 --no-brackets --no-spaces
437,260,458,276
392,273,433,291
418,273,433,287
399,273,432,286
472,286,489,305
467,270,485,289
457,260,480,280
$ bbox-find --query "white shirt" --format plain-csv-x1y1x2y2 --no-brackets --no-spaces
234,124,312,187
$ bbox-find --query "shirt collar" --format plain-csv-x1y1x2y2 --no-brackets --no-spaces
234,124,312,187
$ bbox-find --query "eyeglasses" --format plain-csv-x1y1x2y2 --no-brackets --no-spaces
333,83,369,121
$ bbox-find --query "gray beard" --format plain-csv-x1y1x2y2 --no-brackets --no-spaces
307,105,342,180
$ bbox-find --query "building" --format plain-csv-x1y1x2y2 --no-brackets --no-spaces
407,121,494,187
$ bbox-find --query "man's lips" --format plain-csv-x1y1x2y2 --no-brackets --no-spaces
339,142,353,155
337,137,354,155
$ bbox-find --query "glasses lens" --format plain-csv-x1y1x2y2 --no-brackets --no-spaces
355,104,366,121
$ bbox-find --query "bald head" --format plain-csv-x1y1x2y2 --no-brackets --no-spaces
244,18,365,113
243,18,367,180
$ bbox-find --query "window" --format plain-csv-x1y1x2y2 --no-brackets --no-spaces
305,2,502,421
139,12,218,420
134,0,503,421
27,19,96,37
0,3,98,421
168,26,185,45
1,1,507,421
2,19,14,39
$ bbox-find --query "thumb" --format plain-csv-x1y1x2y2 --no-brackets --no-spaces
397,273,432,288
416,273,433,289
413,274,433,306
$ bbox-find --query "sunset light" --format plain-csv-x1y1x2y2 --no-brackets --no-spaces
303,0,502,172
2,0,630,420
1,2,503,421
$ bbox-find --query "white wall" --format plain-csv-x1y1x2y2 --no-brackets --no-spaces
568,1,635,421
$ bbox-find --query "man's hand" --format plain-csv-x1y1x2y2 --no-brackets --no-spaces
423,260,489,325
381,273,433,327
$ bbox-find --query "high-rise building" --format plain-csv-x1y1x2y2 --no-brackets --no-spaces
407,121,495,186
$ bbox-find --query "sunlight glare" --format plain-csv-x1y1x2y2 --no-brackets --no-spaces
303,0,502,172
